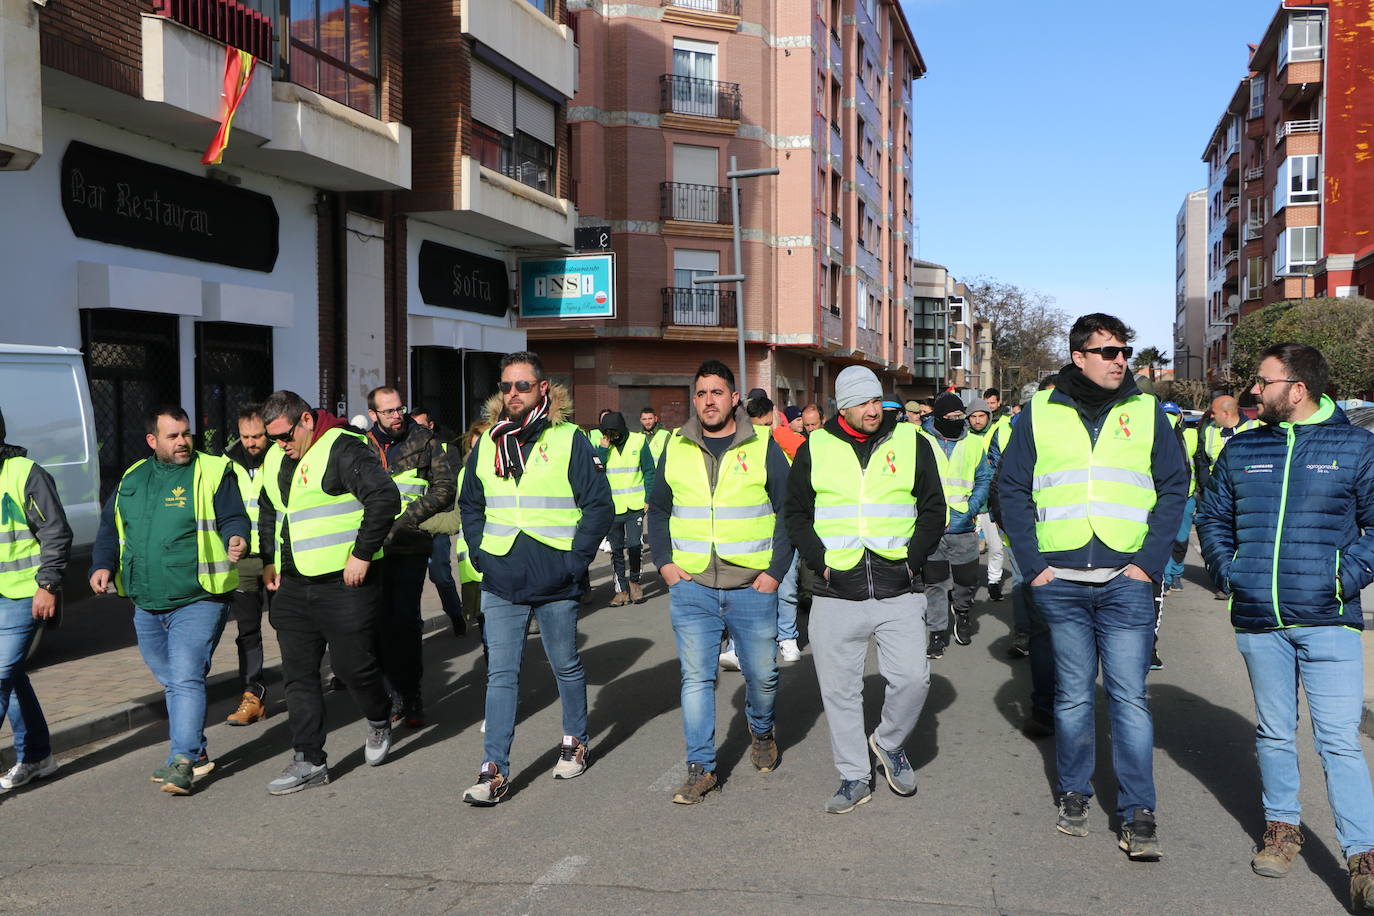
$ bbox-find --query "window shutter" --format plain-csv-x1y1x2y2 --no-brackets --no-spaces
471,61,514,136
515,85,557,147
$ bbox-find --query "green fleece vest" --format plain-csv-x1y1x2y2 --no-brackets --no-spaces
112,458,209,610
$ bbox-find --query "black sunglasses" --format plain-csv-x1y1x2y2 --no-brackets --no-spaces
267,418,302,443
1079,345,1133,362
499,380,538,394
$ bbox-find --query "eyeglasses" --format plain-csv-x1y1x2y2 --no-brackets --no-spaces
372,405,407,417
1078,345,1133,362
499,380,538,394
1253,376,1301,391
266,419,301,443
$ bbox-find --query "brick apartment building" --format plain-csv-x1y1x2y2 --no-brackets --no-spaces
530,0,925,426
0,0,577,491
1174,189,1206,380
1200,0,1374,379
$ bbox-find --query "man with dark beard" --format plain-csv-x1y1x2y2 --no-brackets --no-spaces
458,352,613,805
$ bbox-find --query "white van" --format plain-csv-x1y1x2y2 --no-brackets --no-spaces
0,344,101,592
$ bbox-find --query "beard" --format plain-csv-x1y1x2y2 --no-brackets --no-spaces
700,412,731,434
1257,403,1289,424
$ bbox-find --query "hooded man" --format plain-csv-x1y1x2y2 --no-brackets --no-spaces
966,396,1006,602
594,410,656,606
919,393,993,657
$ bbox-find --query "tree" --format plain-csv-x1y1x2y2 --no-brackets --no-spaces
962,277,1071,393
1231,296,1374,398
1132,346,1170,381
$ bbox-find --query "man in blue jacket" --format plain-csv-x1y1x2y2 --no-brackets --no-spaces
1195,342,1374,910
458,352,613,805
1000,313,1186,860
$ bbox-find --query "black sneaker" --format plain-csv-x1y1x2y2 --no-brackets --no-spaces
1150,647,1164,671
988,582,1004,601
1056,792,1090,836
1022,711,1055,740
952,612,972,646
926,632,947,659
1119,808,1162,860
1007,631,1030,658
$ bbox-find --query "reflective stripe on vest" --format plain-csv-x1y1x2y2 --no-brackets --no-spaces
475,423,583,554
260,428,380,576
916,429,982,516
1029,389,1158,554
0,457,41,599
809,424,919,570
605,431,647,514
391,467,429,516
1204,419,1258,468
114,452,240,595
645,427,671,466
662,432,774,573
231,455,267,556
452,467,483,584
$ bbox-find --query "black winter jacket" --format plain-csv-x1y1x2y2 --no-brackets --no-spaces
365,418,457,557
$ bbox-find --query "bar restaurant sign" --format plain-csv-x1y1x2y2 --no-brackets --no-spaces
60,142,279,272
417,241,510,317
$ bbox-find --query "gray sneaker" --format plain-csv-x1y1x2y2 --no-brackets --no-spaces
268,753,329,795
1056,791,1090,836
825,779,873,814
0,754,58,790
868,734,917,796
365,720,392,767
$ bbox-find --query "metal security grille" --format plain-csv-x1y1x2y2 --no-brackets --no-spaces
197,322,273,455
411,346,462,435
81,310,181,502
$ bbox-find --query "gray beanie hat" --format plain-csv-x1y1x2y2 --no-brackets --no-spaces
834,366,883,410
966,397,992,417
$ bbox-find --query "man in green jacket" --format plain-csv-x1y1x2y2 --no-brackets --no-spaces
89,406,248,796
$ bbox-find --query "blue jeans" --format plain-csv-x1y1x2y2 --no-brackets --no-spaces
1163,496,1196,585
132,599,229,763
428,534,464,627
480,592,587,776
1034,575,1156,817
1236,626,1374,859
669,579,778,770
0,597,51,762
776,555,800,642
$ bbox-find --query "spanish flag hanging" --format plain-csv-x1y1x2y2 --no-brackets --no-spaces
201,46,257,165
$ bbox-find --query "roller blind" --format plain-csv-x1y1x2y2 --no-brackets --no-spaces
515,85,556,147
471,61,514,136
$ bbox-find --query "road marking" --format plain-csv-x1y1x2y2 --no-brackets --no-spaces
648,761,686,793
515,855,588,915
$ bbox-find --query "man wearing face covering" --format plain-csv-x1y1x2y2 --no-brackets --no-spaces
919,393,993,657
594,411,656,606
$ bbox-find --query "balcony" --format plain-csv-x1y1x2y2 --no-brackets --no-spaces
830,31,843,76
0,0,42,170
462,0,577,99
1245,165,1265,183
660,0,742,31
1275,119,1320,147
660,75,742,135
660,182,734,239
661,287,737,339
151,0,274,62
1245,219,1265,242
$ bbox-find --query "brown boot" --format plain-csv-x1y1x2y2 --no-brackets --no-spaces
750,731,778,772
671,763,717,804
609,591,630,607
628,581,644,603
226,690,266,726
1252,820,1303,877
1350,850,1374,911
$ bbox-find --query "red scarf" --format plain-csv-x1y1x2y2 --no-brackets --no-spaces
838,415,870,443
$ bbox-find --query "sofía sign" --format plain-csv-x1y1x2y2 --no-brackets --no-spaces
417,241,510,318
60,142,279,272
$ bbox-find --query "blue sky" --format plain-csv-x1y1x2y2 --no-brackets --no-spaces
902,0,1278,361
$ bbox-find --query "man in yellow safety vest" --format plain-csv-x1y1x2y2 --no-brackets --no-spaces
224,403,273,727
258,390,401,795
998,313,1187,860
594,411,656,606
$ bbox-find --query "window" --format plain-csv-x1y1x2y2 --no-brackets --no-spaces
829,263,842,314
471,61,558,195
671,250,722,326
289,0,379,116
1249,75,1265,119
1246,257,1266,299
1279,12,1323,68
948,297,964,324
1275,155,1320,212
1275,226,1320,276
670,144,720,221
1246,196,1267,237
829,171,842,225
856,201,868,249
857,281,868,329
671,38,719,118
948,344,964,370
1225,117,1239,154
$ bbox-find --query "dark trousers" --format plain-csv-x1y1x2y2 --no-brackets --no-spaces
608,510,643,593
1023,582,1056,720
231,557,271,694
270,573,390,765
428,534,464,627
378,552,429,701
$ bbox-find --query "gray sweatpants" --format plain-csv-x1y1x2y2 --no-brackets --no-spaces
810,593,931,782
923,531,980,633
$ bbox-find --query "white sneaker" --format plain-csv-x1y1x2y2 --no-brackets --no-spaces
479,718,487,733
0,754,58,790
551,736,589,779
778,639,802,663
719,649,741,671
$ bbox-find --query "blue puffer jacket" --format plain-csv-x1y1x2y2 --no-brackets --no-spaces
1195,397,1374,630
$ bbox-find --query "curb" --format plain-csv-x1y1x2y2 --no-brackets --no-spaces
1,611,456,768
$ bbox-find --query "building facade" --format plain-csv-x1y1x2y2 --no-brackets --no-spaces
1175,189,1207,380
533,0,924,424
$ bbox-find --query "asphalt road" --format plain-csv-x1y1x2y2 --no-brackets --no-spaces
0,560,1367,914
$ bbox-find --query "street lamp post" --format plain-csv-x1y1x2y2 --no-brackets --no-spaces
690,155,780,395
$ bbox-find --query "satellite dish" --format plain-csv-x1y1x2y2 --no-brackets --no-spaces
1227,294,1240,310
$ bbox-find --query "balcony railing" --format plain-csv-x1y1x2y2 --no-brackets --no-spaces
660,74,742,121
662,287,737,328
1275,119,1320,146
660,182,731,224
1245,219,1265,241
661,0,741,14
472,122,555,196
1245,166,1265,182
1225,196,1240,213
1224,250,1240,267
152,0,274,62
